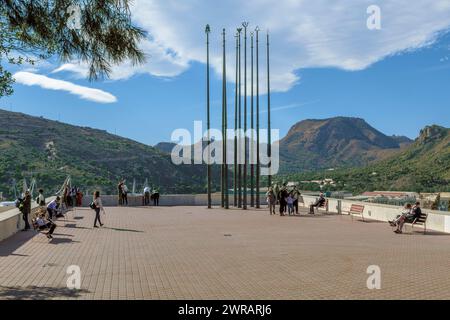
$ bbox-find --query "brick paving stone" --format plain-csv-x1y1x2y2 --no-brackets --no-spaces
0,206,450,300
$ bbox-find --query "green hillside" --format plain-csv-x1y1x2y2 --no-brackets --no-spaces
280,125,450,194
0,109,213,198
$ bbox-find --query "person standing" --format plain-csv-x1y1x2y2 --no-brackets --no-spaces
143,186,150,205
152,187,160,206
292,186,301,215
278,185,288,216
21,190,32,231
36,189,46,206
92,191,105,228
286,193,295,216
117,180,124,206
76,188,83,207
266,187,276,215
122,184,128,206
71,187,77,207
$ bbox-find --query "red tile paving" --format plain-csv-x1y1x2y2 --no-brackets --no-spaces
1,206,450,300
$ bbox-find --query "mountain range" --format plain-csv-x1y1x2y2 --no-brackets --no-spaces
0,109,217,198
0,109,447,198
279,117,412,173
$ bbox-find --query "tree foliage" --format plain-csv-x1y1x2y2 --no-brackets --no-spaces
0,0,146,97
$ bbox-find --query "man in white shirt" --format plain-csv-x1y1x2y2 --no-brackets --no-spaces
143,187,150,205
46,196,60,219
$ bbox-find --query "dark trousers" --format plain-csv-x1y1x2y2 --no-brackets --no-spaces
309,203,322,214
123,193,128,205
40,222,56,235
153,194,159,206
279,201,286,215
294,199,299,214
144,193,150,205
94,208,102,226
47,208,56,219
22,212,30,230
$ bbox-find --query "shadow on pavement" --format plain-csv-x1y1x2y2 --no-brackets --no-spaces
102,227,144,233
0,286,89,300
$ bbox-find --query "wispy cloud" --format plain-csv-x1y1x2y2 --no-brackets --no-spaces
260,100,320,114
13,72,117,104
48,1,450,94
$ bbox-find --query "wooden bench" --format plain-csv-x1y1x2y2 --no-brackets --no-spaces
311,198,328,214
404,212,428,234
349,204,365,222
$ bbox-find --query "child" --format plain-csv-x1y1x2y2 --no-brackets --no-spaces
286,193,295,216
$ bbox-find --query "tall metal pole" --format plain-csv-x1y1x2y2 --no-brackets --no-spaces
234,32,238,207
221,29,225,208
222,28,229,209
242,22,248,210
237,28,242,208
205,24,212,208
267,31,272,188
255,27,260,208
250,31,255,207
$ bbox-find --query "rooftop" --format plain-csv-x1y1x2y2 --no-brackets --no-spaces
1,206,450,300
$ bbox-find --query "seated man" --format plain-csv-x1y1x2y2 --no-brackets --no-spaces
390,203,416,234
35,213,57,239
309,193,326,214
46,197,60,219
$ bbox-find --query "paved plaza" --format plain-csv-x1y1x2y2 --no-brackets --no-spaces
0,206,449,300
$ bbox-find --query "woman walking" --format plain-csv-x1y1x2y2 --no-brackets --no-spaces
92,191,105,228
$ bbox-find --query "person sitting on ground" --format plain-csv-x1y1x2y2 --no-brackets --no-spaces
46,197,60,219
35,212,57,239
309,192,326,214
266,187,276,215
286,193,295,216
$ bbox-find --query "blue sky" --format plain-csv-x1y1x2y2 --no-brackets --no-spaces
2,1,450,145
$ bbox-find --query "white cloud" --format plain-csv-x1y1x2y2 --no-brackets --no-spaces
53,0,450,93
14,72,117,104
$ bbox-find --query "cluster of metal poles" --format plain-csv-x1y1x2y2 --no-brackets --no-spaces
205,22,271,209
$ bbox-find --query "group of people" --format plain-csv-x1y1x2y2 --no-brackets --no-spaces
143,186,160,206
389,201,422,234
266,184,302,216
15,189,58,239
63,186,83,207
266,183,328,216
